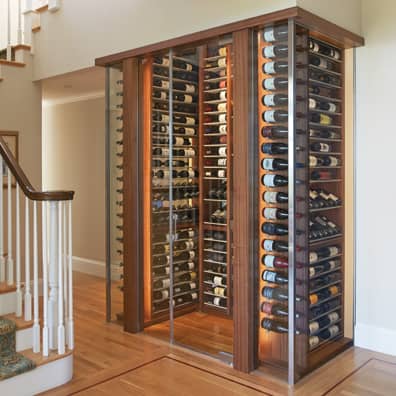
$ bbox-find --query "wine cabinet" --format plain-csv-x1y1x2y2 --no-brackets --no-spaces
102,7,363,383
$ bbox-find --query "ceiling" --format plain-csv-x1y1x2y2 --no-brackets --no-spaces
42,67,105,106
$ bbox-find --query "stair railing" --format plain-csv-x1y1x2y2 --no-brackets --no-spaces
0,136,75,356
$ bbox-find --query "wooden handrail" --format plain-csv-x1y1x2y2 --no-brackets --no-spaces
0,137,74,201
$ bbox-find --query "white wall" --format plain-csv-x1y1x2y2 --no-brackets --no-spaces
355,0,396,356
297,0,361,35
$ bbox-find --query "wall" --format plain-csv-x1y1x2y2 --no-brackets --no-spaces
0,58,42,188
42,97,106,276
355,0,396,356
296,0,361,35
32,0,299,80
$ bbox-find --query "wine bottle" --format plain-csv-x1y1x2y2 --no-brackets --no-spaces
153,90,168,101
207,46,227,57
261,126,288,139
262,222,288,236
262,270,288,284
262,286,288,301
263,208,288,220
153,78,170,89
205,58,227,68
310,299,340,319
262,255,288,269
263,45,288,59
319,324,340,339
174,93,195,103
261,301,288,316
309,39,341,60
173,58,198,72
309,54,335,71
263,191,288,204
261,318,288,333
262,143,288,155
321,156,340,167
309,336,320,348
262,61,288,75
153,278,171,289
310,142,333,153
309,312,339,335
311,245,341,261
263,25,288,42
261,158,288,171
262,110,288,123
153,289,169,300
262,174,288,187
310,113,333,125
262,239,288,252
310,170,332,180
309,98,338,113
262,94,288,107
262,77,288,91
211,296,227,307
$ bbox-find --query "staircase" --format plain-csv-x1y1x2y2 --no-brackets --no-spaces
0,134,75,394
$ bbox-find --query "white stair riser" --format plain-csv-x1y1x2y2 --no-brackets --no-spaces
0,291,17,315
16,327,33,352
0,354,73,395
14,48,31,63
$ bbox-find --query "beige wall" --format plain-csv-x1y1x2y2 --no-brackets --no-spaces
354,0,396,356
33,0,297,80
0,57,42,188
42,97,105,264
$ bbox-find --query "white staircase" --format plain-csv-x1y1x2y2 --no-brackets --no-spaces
0,136,75,394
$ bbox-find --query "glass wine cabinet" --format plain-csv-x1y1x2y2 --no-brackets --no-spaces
101,9,363,383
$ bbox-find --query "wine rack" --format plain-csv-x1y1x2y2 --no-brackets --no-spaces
258,24,291,364
307,36,345,353
108,65,124,322
199,44,233,316
257,23,349,376
143,54,201,322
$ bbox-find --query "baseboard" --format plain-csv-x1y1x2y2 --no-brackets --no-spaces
355,322,396,356
72,256,121,280
73,256,105,278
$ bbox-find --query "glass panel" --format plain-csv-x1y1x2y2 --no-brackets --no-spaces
106,64,124,323
169,38,233,362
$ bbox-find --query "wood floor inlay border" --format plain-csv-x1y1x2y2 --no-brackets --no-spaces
74,356,274,395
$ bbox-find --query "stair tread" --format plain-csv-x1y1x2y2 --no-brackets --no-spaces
21,348,73,367
2,314,33,330
0,352,36,380
12,44,31,51
0,283,16,294
0,59,25,67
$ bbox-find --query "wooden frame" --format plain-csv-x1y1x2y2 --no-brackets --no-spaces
95,7,363,68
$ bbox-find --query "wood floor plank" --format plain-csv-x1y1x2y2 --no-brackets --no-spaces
42,272,396,396
78,357,266,396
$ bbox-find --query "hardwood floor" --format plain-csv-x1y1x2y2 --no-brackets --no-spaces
144,311,233,357
43,272,396,395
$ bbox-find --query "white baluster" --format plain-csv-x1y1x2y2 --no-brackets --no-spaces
67,201,74,349
58,202,65,355
0,159,4,283
15,184,22,316
7,168,13,285
48,201,58,350
22,0,33,47
24,197,32,321
63,202,68,344
42,201,49,357
7,0,12,61
32,201,40,352
17,0,23,44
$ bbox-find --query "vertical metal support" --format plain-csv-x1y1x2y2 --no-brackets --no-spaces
287,18,297,386
168,49,175,344
352,47,357,336
6,0,12,61
105,66,112,322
